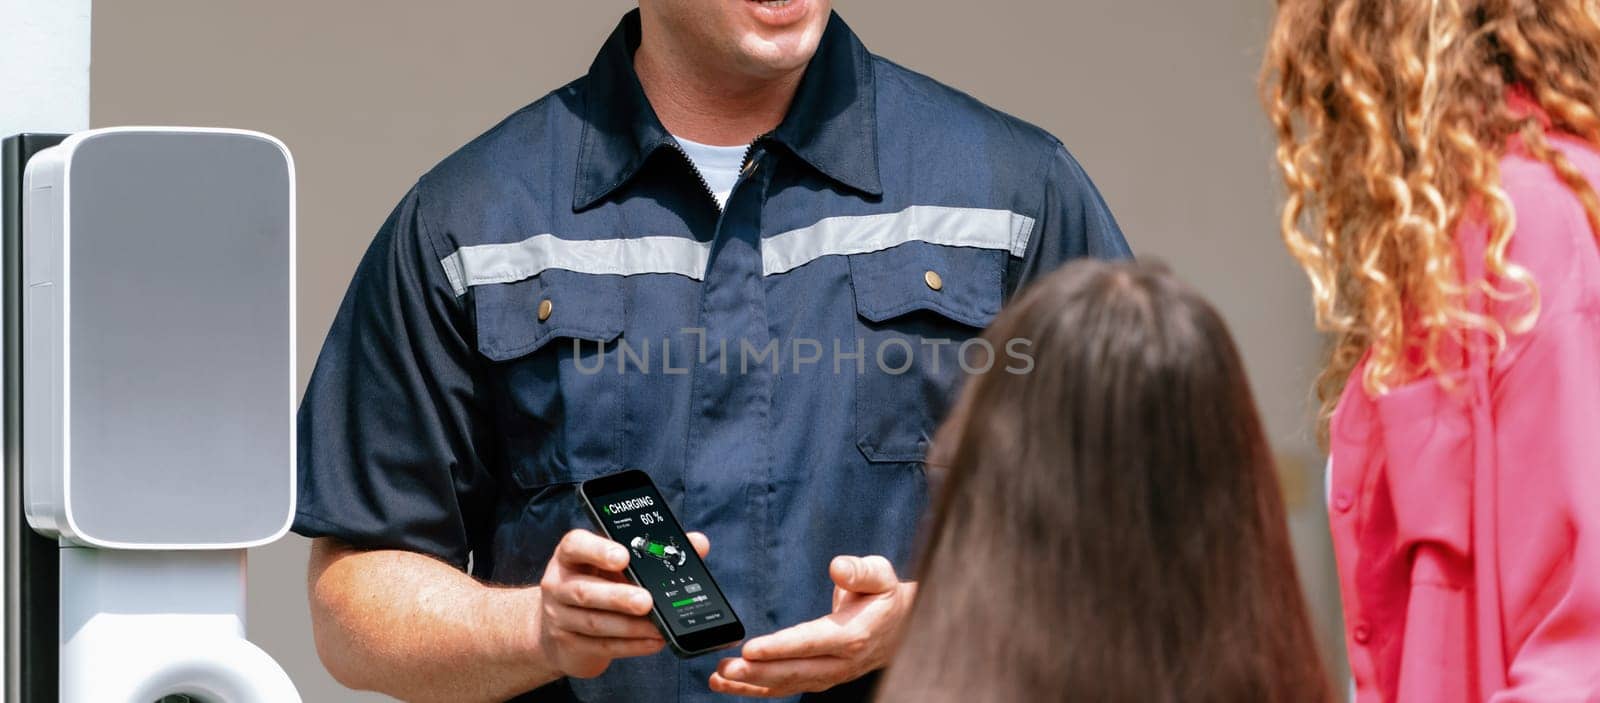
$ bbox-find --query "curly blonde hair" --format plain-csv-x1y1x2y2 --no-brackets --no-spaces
1261,0,1600,434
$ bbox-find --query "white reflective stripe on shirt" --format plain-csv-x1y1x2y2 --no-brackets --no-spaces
440,234,712,295
761,205,1035,276
438,205,1038,296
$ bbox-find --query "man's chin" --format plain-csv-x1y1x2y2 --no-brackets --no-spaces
735,32,824,77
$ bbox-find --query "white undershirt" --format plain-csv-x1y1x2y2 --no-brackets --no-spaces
673,135,748,209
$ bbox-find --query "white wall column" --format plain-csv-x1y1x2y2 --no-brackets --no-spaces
0,0,91,138
1,1,90,698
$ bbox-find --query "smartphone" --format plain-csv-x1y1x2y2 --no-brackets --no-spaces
578,470,745,658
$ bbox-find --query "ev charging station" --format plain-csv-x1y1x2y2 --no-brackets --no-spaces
2,128,301,702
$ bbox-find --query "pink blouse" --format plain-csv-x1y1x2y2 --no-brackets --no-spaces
1328,108,1600,701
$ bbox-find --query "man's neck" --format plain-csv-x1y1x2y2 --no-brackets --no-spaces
633,37,804,147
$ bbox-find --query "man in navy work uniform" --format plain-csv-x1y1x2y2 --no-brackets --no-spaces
295,2,1130,701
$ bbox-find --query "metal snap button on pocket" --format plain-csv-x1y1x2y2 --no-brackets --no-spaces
537,299,553,322
924,270,943,291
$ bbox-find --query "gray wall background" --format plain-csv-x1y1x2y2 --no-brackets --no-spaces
91,2,1340,700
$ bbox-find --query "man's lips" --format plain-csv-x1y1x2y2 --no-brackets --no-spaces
744,0,810,28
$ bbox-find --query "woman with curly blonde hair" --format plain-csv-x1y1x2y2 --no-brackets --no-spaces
1262,0,1600,700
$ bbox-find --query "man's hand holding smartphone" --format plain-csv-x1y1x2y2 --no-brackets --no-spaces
546,469,916,696
536,528,711,679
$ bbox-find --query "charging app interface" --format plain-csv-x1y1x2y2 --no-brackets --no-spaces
597,486,734,637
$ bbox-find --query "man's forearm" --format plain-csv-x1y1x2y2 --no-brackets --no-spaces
307,537,561,702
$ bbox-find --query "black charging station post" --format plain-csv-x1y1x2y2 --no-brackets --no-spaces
1,133,65,703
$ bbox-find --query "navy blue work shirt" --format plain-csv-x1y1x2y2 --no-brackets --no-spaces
294,10,1130,703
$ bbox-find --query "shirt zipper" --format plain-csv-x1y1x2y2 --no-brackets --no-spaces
737,134,768,176
666,133,771,213
667,140,723,211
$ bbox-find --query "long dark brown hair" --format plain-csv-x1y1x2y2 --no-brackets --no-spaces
878,260,1330,703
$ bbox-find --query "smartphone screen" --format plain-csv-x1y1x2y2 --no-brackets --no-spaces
580,470,744,656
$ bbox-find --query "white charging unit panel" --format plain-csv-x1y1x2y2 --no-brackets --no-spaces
21,127,295,549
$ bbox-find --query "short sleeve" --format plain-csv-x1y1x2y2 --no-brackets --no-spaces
293,184,499,571
1006,142,1132,295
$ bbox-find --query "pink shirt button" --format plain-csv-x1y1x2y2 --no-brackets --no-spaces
1334,491,1354,513
1353,623,1372,644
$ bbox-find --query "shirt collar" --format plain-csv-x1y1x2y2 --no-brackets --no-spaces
1507,84,1553,130
573,10,882,211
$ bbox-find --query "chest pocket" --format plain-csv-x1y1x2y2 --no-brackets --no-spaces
849,242,1004,463
473,270,624,489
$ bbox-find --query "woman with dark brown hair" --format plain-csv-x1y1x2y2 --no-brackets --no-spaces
876,260,1330,703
